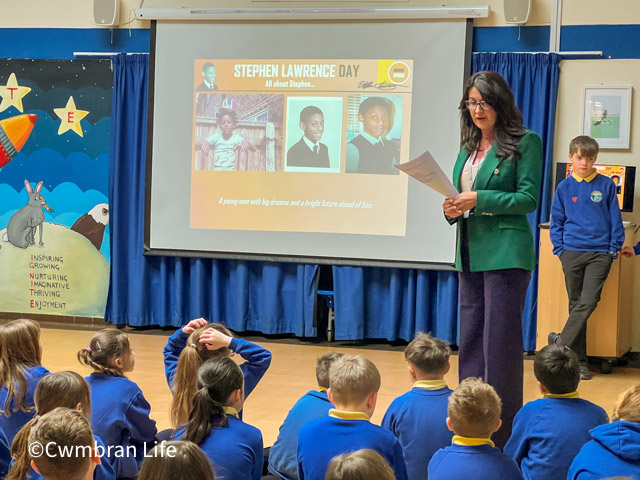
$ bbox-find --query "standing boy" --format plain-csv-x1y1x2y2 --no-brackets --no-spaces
297,354,407,480
382,333,453,480
549,135,624,380
286,106,330,168
504,344,608,480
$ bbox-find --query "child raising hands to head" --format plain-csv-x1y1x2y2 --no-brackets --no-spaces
198,108,256,171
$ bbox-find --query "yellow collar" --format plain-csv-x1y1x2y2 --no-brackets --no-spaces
452,435,495,447
543,391,580,399
572,171,598,182
223,406,240,419
318,387,328,392
329,409,370,421
413,380,448,390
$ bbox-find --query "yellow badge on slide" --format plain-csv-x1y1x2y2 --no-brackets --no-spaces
378,60,411,86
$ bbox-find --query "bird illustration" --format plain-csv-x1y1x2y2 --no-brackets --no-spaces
71,203,109,250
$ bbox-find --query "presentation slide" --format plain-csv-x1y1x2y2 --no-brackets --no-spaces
147,21,471,268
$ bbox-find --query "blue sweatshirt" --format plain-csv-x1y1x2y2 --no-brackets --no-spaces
163,329,272,401
176,409,263,480
0,365,50,444
85,372,157,478
550,172,624,256
297,410,408,480
381,382,453,480
428,438,523,480
504,395,608,480
568,420,640,480
0,427,9,479
268,390,333,480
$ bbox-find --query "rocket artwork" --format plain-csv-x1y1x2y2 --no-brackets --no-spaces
0,113,37,169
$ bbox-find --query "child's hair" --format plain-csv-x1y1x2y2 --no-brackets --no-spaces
325,449,395,480
329,355,381,406
404,332,451,376
448,377,502,438
0,318,42,416
28,408,95,480
357,96,395,138
183,357,243,445
77,328,130,377
171,323,233,427
316,352,345,389
216,108,237,124
300,105,323,123
534,344,580,394
8,372,92,480
202,62,215,72
569,135,599,157
138,440,215,480
612,383,640,423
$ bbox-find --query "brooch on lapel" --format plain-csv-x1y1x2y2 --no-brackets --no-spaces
494,169,499,175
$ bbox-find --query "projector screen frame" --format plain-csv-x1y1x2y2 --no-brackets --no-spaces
143,19,473,270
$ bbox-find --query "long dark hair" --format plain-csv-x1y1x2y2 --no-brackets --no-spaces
458,71,525,160
183,357,243,445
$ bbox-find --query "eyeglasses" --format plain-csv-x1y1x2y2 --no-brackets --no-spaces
464,100,492,111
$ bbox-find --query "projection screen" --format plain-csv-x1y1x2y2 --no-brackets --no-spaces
146,19,472,268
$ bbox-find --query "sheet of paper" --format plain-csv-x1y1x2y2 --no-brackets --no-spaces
395,150,459,197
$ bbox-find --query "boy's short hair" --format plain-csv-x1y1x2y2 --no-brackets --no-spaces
300,105,323,123
448,378,501,438
30,407,94,480
569,135,599,158
202,62,215,72
404,332,451,375
329,354,381,405
534,344,580,394
325,449,395,480
316,352,345,389
358,96,392,116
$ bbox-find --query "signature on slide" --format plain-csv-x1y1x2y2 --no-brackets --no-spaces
357,80,408,91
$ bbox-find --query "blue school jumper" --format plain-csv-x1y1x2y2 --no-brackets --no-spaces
0,427,9,479
268,389,333,479
0,365,50,444
568,420,640,480
550,172,624,256
504,392,608,480
176,407,263,480
20,435,116,480
163,329,272,399
297,410,408,480
381,380,453,480
85,372,157,479
428,436,523,480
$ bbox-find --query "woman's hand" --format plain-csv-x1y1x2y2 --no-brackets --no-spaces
182,318,208,335
443,198,463,218
199,328,232,350
451,192,478,213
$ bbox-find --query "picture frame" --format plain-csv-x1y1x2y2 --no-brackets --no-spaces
582,86,632,149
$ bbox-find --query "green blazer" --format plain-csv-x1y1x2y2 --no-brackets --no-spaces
452,130,543,272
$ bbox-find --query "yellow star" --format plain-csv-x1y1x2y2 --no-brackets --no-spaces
54,96,89,137
0,73,32,113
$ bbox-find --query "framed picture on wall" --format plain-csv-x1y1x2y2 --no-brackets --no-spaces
582,86,632,149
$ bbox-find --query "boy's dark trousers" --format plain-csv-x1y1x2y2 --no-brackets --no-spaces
559,250,614,362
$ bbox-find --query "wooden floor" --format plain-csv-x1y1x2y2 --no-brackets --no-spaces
40,326,640,446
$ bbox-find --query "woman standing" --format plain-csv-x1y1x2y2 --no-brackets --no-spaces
443,71,542,447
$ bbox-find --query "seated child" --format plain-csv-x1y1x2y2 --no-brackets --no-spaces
325,449,395,480
382,332,453,480
28,408,101,480
568,383,640,480
0,319,50,444
268,352,344,479
504,344,608,480
8,371,115,480
78,329,157,478
138,440,215,480
175,357,263,480
197,108,256,171
164,317,271,427
428,378,522,480
286,105,330,168
297,354,408,480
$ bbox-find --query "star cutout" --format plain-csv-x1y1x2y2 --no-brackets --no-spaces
0,73,31,112
54,96,89,137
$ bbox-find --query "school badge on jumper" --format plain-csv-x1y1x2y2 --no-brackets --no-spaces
590,191,603,202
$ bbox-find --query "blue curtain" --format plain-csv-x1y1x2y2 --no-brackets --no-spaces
473,53,560,350
332,53,559,346
105,54,318,336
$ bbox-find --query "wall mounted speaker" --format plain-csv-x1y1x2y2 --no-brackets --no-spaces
504,0,531,24
94,0,120,27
